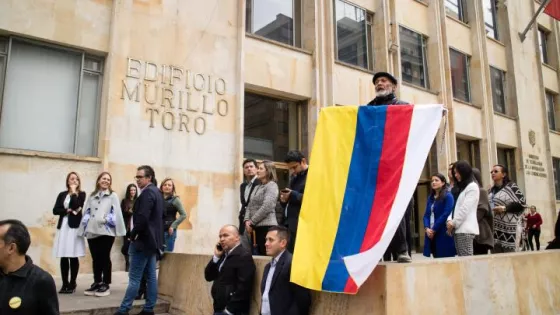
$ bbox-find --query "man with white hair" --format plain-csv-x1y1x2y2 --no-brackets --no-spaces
367,72,413,263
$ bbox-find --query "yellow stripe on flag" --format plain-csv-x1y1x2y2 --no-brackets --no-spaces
291,106,358,290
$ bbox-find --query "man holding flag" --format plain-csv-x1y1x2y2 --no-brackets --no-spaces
366,71,413,263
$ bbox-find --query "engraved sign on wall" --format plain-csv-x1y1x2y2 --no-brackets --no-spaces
121,58,229,135
525,154,547,178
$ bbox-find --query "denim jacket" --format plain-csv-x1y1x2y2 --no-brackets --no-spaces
78,190,127,239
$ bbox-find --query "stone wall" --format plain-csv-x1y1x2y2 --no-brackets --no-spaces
158,251,560,315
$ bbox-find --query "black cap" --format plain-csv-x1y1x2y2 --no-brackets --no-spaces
372,72,397,85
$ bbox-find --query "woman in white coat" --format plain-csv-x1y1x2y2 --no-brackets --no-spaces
447,160,479,256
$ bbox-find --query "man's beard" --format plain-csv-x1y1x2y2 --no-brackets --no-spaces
376,89,392,97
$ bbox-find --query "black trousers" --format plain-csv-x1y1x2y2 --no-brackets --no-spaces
383,217,408,261
528,229,541,251
60,257,79,286
473,242,491,255
88,235,115,284
254,226,272,255
287,229,297,253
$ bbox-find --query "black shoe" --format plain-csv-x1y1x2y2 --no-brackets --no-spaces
67,282,76,294
138,311,154,315
94,283,111,297
58,284,68,294
113,312,128,315
84,283,101,296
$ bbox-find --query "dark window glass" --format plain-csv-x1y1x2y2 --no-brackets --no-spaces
497,148,516,182
246,0,301,47
553,157,560,200
456,138,481,170
490,66,506,114
539,28,550,64
445,0,468,23
400,26,429,88
546,92,557,130
483,0,499,40
334,0,373,70
244,92,305,161
450,49,471,102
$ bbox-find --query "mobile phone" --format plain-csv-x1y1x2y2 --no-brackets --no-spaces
216,243,223,251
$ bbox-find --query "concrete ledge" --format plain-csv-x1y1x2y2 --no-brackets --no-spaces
158,251,560,315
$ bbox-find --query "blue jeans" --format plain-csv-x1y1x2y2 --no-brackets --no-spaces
118,242,157,312
164,228,177,252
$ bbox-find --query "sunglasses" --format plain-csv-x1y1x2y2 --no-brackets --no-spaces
490,170,500,174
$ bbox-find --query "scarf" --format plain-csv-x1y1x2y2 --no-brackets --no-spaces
489,182,526,250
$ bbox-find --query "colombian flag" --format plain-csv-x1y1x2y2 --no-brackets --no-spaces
291,104,443,294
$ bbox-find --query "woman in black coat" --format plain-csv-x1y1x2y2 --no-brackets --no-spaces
52,171,87,294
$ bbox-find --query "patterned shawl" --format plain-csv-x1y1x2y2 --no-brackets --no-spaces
489,182,526,251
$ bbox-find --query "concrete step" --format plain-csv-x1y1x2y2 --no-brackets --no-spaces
60,299,170,315
56,271,170,315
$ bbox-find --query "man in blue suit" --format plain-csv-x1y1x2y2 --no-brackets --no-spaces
116,165,164,315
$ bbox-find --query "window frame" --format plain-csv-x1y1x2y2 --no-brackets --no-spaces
546,91,557,131
0,36,104,156
333,0,374,71
484,0,499,40
497,147,517,182
553,157,560,200
399,25,430,89
490,66,506,114
245,0,302,48
449,48,472,103
456,137,481,170
538,27,550,65
445,0,468,23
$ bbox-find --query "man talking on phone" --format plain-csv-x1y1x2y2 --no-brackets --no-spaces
279,151,309,253
205,225,255,315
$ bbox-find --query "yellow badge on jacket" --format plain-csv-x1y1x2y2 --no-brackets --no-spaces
9,296,22,309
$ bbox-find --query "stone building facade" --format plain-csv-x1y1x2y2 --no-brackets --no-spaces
0,0,558,274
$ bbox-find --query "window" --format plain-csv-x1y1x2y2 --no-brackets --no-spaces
245,0,302,47
400,26,429,88
546,91,557,130
334,0,374,70
490,66,506,114
538,28,550,64
456,138,481,170
497,147,516,182
445,0,468,23
450,49,471,102
483,0,499,40
553,157,560,200
244,92,308,187
0,37,103,156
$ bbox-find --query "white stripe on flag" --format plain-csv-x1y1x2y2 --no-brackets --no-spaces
343,104,443,287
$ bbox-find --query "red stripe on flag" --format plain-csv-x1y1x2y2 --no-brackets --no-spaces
545,0,560,21
359,105,413,252
343,277,358,294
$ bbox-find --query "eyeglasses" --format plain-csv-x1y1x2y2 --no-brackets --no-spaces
490,170,499,174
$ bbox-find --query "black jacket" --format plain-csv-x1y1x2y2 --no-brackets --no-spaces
204,245,256,314
239,179,261,218
0,256,59,315
129,184,164,256
52,191,86,229
260,251,311,315
280,169,308,233
367,93,409,106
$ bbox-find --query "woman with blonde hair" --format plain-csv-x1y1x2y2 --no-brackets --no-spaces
52,171,87,293
244,161,279,255
160,178,187,252
79,172,126,297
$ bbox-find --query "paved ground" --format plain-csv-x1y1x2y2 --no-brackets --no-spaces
55,271,145,313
